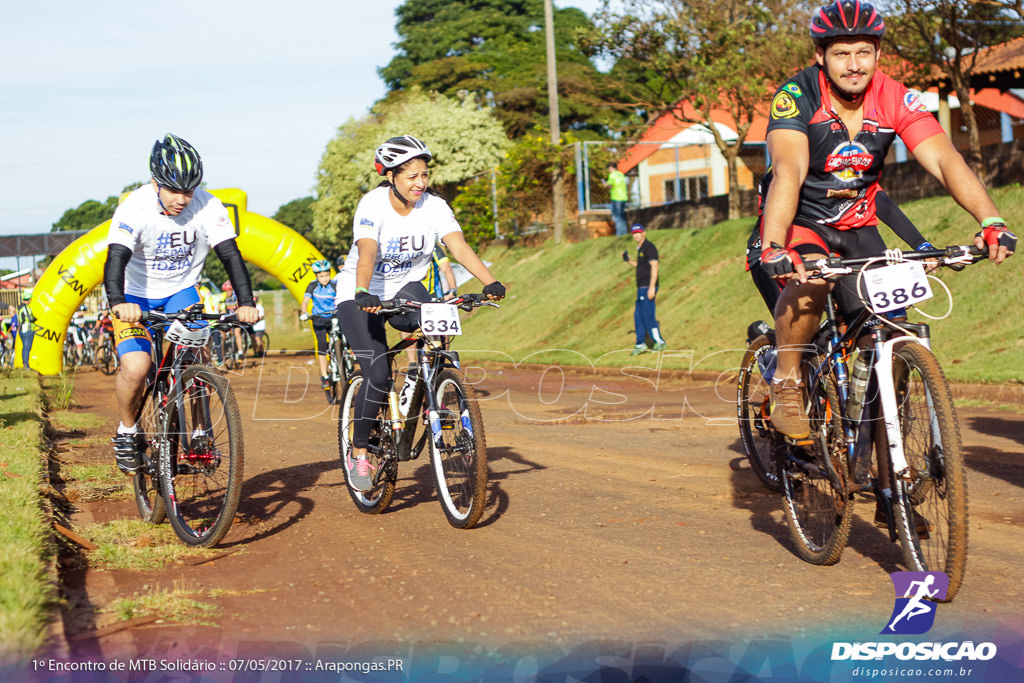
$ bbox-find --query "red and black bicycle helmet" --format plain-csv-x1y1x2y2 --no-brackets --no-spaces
810,0,885,47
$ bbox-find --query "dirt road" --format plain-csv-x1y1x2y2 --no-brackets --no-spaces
41,354,1024,679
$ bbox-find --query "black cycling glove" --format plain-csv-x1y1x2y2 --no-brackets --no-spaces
483,281,506,299
354,290,381,309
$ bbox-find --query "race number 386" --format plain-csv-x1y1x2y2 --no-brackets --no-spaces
863,261,933,313
420,303,462,335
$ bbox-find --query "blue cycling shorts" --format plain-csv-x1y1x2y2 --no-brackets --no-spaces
114,287,202,356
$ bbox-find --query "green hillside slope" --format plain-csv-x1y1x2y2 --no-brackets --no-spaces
459,185,1024,384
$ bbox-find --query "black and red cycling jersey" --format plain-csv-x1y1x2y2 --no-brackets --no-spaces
761,64,944,231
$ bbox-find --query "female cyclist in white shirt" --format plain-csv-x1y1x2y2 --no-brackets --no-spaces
335,135,505,491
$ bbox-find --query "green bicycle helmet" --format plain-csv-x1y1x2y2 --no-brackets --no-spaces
150,133,204,192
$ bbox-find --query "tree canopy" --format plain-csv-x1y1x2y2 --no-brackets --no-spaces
583,0,810,218
312,88,508,252
883,0,1024,180
380,0,630,137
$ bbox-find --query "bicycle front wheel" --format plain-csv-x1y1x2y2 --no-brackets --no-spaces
889,342,967,601
429,368,488,529
160,366,244,547
737,333,780,490
778,364,854,565
338,372,396,513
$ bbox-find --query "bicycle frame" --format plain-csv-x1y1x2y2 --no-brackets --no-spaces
383,331,463,461
802,248,972,490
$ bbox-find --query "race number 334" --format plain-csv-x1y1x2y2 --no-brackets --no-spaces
863,261,933,313
420,303,462,335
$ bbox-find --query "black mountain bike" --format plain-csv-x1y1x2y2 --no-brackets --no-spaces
125,306,247,547
324,315,356,404
338,293,498,529
742,245,981,600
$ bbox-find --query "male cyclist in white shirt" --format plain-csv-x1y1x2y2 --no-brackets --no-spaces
104,133,259,474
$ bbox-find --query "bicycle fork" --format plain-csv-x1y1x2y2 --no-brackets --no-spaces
871,335,934,481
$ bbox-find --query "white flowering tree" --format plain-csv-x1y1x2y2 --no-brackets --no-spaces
312,88,508,254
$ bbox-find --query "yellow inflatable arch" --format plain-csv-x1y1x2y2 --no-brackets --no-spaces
17,188,330,375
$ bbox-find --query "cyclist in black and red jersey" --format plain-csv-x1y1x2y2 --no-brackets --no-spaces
758,0,1016,440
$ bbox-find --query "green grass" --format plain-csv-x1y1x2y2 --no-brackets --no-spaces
461,184,1024,383
48,409,106,432
61,463,131,503
106,579,219,625
84,519,226,570
0,370,56,660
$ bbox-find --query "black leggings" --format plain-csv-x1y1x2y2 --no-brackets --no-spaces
336,281,428,449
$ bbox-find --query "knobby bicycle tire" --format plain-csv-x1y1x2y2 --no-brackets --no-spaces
133,381,166,524
778,361,855,565
737,334,780,491
888,342,968,601
429,368,488,529
99,341,117,375
338,371,396,514
160,365,244,547
325,338,347,405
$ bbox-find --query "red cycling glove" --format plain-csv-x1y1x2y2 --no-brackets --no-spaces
760,242,803,278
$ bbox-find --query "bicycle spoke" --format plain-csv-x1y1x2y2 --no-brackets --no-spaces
162,367,243,547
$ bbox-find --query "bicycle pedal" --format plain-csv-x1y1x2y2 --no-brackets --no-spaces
784,435,815,447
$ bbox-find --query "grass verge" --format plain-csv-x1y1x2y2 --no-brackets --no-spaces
0,370,56,661
466,185,1024,384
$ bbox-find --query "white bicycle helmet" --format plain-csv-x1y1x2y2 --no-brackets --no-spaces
374,135,432,176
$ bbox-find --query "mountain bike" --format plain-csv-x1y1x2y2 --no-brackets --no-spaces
0,333,14,369
324,315,356,405
124,306,246,547
763,244,981,601
97,330,119,375
338,293,498,529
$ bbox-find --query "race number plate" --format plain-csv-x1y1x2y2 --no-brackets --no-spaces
165,320,211,347
863,261,933,313
420,303,462,335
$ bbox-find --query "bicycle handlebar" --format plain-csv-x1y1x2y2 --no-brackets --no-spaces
114,309,242,324
807,244,985,278
380,292,501,314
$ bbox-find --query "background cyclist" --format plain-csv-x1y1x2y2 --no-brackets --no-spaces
104,133,259,475
757,0,1015,440
300,259,337,390
336,134,505,491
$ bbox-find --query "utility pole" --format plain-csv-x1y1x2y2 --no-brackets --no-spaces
544,0,565,243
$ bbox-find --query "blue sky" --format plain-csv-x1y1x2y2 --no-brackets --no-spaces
0,0,603,271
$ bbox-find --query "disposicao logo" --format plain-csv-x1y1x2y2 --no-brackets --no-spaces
882,571,948,635
831,571,998,664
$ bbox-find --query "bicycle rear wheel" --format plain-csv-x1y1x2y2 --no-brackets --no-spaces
778,364,854,565
737,333,780,490
133,381,166,524
889,342,967,601
338,372,396,513
429,368,488,529
160,366,244,547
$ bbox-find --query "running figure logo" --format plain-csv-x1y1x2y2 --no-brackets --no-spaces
881,571,949,635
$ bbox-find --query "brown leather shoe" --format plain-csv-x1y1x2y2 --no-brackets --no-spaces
770,379,810,439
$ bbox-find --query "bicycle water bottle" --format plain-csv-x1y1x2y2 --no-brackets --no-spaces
847,353,871,422
388,387,404,431
398,365,418,417
757,347,777,383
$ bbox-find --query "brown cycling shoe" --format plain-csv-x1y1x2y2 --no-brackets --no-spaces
770,379,810,439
